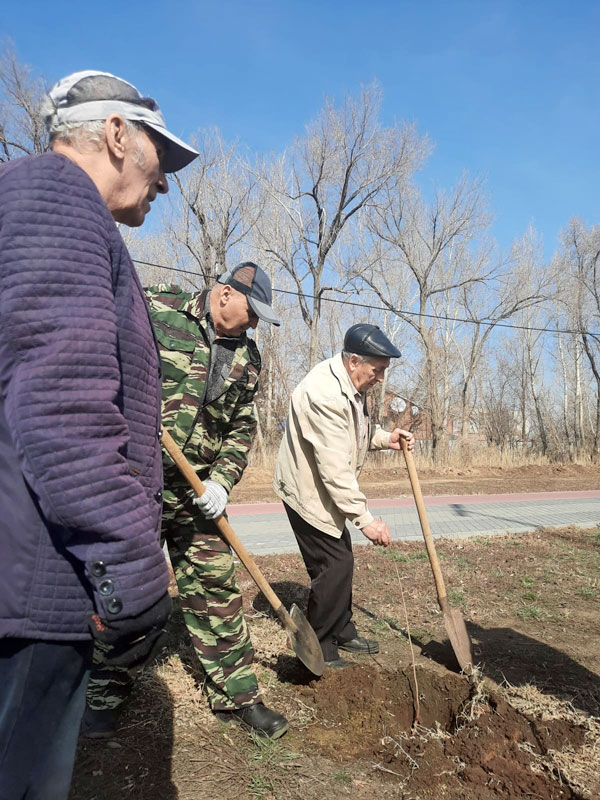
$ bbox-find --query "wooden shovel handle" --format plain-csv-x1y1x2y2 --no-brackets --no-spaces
400,439,448,605
160,426,294,628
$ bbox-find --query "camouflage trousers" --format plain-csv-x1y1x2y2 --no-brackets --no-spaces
86,498,261,712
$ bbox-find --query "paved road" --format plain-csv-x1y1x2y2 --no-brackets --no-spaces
227,490,600,555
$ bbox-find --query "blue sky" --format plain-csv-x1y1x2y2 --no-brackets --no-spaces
3,0,598,258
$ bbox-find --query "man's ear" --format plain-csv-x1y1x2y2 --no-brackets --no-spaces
105,114,128,162
220,284,232,303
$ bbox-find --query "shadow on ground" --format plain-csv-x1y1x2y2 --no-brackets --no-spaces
415,622,600,716
251,580,326,684
357,599,600,717
250,579,310,617
467,622,600,716
69,672,176,800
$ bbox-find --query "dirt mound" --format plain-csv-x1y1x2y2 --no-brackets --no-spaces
294,665,586,799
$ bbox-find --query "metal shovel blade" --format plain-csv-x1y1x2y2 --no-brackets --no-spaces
289,603,325,676
442,602,474,676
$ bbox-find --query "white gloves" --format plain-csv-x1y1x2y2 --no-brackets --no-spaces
193,480,228,519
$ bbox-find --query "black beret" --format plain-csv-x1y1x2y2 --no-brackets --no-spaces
343,324,401,358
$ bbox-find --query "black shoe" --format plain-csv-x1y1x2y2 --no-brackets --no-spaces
324,658,353,670
337,636,379,654
80,706,118,739
216,702,288,739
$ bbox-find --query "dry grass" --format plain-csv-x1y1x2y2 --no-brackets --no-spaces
250,440,595,472
133,648,336,800
501,682,600,800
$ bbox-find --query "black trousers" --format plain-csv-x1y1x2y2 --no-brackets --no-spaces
0,638,92,800
283,503,357,661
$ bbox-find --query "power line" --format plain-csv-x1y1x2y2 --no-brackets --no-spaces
132,258,596,337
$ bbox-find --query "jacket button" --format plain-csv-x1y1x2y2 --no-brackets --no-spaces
99,579,114,596
155,489,163,502
90,561,106,578
107,597,123,615
158,428,163,439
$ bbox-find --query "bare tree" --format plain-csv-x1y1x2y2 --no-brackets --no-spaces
480,351,522,452
358,174,492,460
573,335,586,453
453,225,552,438
558,218,600,459
123,227,188,288
258,83,429,368
555,331,574,457
519,312,550,455
252,304,301,444
166,128,263,285
0,42,48,160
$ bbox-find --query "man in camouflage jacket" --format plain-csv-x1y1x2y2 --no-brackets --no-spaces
85,262,288,739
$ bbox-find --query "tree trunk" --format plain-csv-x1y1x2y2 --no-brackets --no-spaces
556,333,573,460
265,358,274,442
252,402,266,466
580,333,600,461
376,370,388,425
460,381,470,438
574,337,584,455
593,377,600,462
528,369,548,455
308,292,321,369
426,351,447,463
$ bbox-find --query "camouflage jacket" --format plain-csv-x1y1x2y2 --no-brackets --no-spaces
146,285,261,500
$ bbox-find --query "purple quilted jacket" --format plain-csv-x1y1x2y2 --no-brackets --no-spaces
0,152,170,640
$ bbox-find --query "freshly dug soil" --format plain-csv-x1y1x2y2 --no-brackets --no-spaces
293,665,585,799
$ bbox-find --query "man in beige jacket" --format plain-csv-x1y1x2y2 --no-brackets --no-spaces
273,324,414,668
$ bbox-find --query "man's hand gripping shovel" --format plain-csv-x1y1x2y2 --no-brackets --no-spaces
161,427,325,677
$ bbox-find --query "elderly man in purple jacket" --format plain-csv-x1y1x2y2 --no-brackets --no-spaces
0,71,198,799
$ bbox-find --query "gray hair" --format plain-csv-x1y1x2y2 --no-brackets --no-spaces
47,116,147,165
47,117,106,149
342,351,373,364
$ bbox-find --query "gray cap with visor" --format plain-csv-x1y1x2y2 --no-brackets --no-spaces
217,262,280,326
43,70,199,173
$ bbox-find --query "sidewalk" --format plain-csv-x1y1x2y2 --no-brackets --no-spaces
227,490,600,555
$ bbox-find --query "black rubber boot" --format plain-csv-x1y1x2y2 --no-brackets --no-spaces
80,706,118,739
216,702,288,739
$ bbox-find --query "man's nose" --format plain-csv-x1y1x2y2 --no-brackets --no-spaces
157,168,168,194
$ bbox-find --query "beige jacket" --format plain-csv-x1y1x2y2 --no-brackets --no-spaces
273,354,391,538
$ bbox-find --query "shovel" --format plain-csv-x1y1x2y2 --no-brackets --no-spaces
160,427,325,677
400,439,474,676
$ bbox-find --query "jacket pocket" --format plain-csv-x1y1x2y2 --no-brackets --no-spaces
154,327,197,393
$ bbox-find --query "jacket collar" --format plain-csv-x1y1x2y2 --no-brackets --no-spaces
329,353,363,403
180,288,210,322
